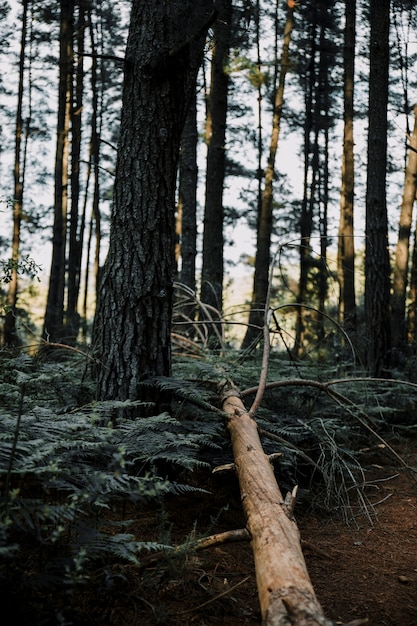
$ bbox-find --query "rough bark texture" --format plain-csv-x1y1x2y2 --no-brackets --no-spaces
219,381,333,626
364,0,391,376
94,0,215,400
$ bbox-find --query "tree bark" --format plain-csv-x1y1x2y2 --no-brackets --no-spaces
242,1,295,351
293,9,317,358
200,0,232,317
337,0,356,333
94,0,216,400
4,0,28,347
178,93,198,293
66,1,86,343
43,0,73,344
219,380,333,626
364,0,391,376
391,105,417,350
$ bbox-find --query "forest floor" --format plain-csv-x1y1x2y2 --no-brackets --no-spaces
58,434,417,626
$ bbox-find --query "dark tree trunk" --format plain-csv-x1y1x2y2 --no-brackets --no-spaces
200,0,232,316
94,0,216,401
66,2,86,344
43,0,73,344
365,0,391,376
293,11,317,358
82,8,101,342
178,93,198,293
337,0,356,333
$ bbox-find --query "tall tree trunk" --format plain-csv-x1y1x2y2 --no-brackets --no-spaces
242,1,295,351
82,7,101,342
293,11,317,358
316,12,331,344
337,0,356,333
200,0,232,318
365,0,391,376
94,0,216,401
175,94,199,334
407,221,417,348
4,0,28,347
43,0,73,344
178,93,198,293
391,105,417,351
317,124,329,344
66,2,86,343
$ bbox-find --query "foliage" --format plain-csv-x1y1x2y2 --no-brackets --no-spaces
0,255,42,284
0,353,218,622
1,338,416,622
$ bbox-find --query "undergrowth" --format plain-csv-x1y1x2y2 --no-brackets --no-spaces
0,327,416,623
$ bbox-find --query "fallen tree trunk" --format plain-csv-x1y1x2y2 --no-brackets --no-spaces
219,379,333,626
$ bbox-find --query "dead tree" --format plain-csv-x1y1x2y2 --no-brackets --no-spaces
219,379,333,626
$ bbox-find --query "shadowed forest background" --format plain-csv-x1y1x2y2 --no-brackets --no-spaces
1,1,417,625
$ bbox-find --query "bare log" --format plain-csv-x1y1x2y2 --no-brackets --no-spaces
219,379,333,626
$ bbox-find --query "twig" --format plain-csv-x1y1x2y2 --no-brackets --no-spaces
173,575,250,615
39,338,96,361
249,248,280,417
138,528,251,573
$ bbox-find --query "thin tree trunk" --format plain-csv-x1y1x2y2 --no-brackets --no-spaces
4,0,28,347
82,7,101,341
66,2,86,343
316,13,331,344
407,221,417,348
43,0,73,344
200,0,232,317
292,8,317,358
337,0,356,332
365,0,391,376
242,1,295,351
391,105,417,351
178,93,198,293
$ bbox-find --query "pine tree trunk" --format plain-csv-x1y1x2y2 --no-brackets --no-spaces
94,0,216,401
200,0,232,317
337,0,356,333
242,2,295,351
293,10,317,358
66,2,86,344
391,105,417,351
178,94,198,293
365,0,391,376
81,7,101,342
4,0,28,347
43,0,73,344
